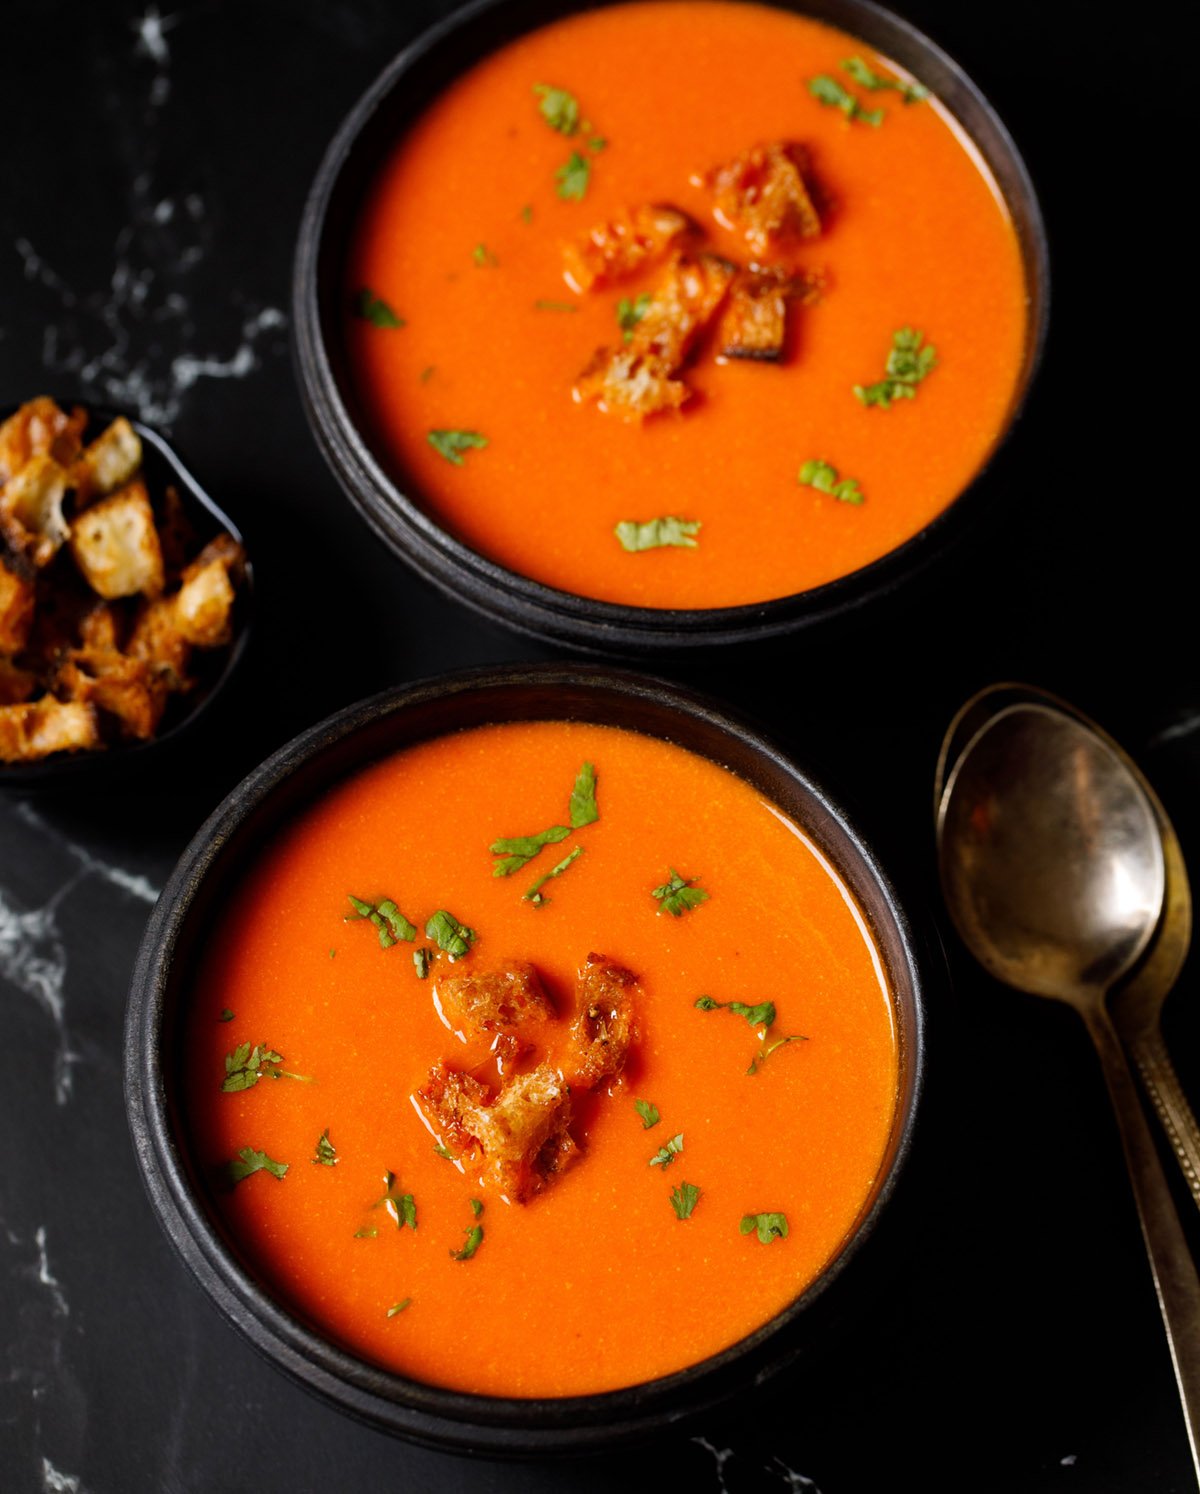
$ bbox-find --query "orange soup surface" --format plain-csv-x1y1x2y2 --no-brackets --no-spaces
185,721,899,1397
347,0,1028,608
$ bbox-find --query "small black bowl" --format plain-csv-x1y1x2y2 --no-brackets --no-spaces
125,662,930,1454
293,0,1049,655
1,403,253,790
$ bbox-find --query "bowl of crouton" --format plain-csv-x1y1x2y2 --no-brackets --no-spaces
1,396,251,783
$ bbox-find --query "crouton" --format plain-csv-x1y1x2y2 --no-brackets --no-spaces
1,454,71,566
68,479,165,599
693,142,821,258
563,203,694,292
56,648,166,740
0,398,86,484
71,417,142,502
174,553,238,647
0,695,99,763
1,549,37,653
126,596,192,690
434,961,556,1038
78,603,120,653
716,265,805,362
566,953,638,1088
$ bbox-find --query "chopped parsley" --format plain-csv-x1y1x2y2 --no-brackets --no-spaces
427,429,489,465
224,1147,288,1187
469,1197,484,1218
798,458,864,505
346,894,417,948
747,1033,809,1075
615,517,700,552
634,1099,660,1130
617,292,651,343
353,1227,378,1239
434,1144,456,1161
533,82,581,136
569,761,599,828
451,1224,484,1261
218,1008,234,1023
413,947,433,980
221,1042,309,1092
524,845,583,906
520,203,534,224
842,55,928,103
491,823,571,877
695,995,776,1029
491,762,597,887
472,242,498,267
740,1212,789,1244
653,868,710,916
312,1129,338,1167
854,327,937,408
533,298,579,312
353,288,405,327
425,910,476,959
387,1298,412,1317
555,150,591,201
807,74,884,126
670,1182,702,1220
649,1133,684,1169
376,1172,417,1231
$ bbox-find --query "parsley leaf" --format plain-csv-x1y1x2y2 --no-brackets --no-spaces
634,1098,660,1130
555,151,591,201
569,761,598,828
218,1008,234,1023
520,204,534,224
426,910,476,959
413,947,433,980
472,242,498,267
353,288,406,327
221,1042,309,1092
376,1171,417,1231
491,823,571,877
433,1144,456,1161
533,82,580,136
346,894,417,948
798,458,865,505
842,55,928,103
615,517,701,552
225,1146,288,1187
451,1224,484,1261
427,429,489,465
854,327,937,408
534,298,579,312
695,995,776,1029
740,1212,790,1243
354,1227,378,1239
670,1181,701,1220
523,844,583,906
653,868,710,916
387,1298,412,1317
617,292,651,343
807,74,884,126
649,1133,684,1168
313,1129,338,1167
470,1197,484,1218
747,1032,809,1075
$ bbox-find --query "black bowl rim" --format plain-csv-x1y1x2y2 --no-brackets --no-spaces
0,398,254,789
125,661,930,1454
292,0,1050,654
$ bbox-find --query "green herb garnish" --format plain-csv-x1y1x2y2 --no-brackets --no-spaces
428,429,489,466
524,845,583,907
617,292,651,343
387,1298,412,1317
798,459,864,505
469,1197,484,1218
670,1182,701,1220
224,1147,288,1187
451,1224,484,1261
425,910,476,959
353,288,405,327
313,1129,338,1167
807,74,884,126
491,823,571,877
218,1008,234,1023
434,1144,456,1161
534,298,579,312
695,995,776,1028
413,947,433,980
747,1033,809,1075
634,1099,660,1130
420,365,435,383
473,242,498,267
653,869,709,917
354,1227,378,1239
854,327,937,408
346,894,417,948
221,1042,309,1092
615,517,700,552
842,55,928,103
569,761,598,828
740,1212,789,1243
649,1133,684,1169
376,1171,417,1231
533,83,580,136
555,151,591,201
520,204,534,224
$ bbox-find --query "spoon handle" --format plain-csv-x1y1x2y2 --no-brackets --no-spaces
1082,1003,1200,1478
1126,1028,1200,1211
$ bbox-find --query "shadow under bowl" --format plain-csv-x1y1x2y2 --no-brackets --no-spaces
125,662,930,1454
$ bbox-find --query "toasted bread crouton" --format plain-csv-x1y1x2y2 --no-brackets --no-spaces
694,142,821,258
1,454,71,566
419,1060,577,1201
716,265,806,362
574,253,736,420
68,480,164,599
563,203,694,292
56,648,166,740
0,398,86,484
126,596,192,691
567,953,638,1088
0,658,36,706
78,603,120,652
174,552,239,647
1,549,37,653
435,961,556,1038
71,417,142,502
0,695,99,763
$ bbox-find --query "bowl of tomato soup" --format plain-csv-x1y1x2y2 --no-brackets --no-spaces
294,0,1047,653
126,664,929,1451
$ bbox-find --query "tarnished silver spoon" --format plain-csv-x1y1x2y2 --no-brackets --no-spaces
936,701,1200,1475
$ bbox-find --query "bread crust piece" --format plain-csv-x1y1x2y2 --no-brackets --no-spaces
68,480,165,600
0,454,71,567
55,648,167,740
567,953,638,1088
71,417,142,503
563,203,694,293
694,141,821,258
434,960,556,1038
0,695,99,763
716,265,811,362
0,398,86,485
1,547,37,654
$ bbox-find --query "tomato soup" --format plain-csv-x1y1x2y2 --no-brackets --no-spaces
346,0,1028,609
184,721,899,1397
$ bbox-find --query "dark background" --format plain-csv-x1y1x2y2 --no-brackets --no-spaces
2,2,1195,1491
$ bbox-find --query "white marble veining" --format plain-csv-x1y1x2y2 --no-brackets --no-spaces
41,1458,87,1494
693,1437,824,1493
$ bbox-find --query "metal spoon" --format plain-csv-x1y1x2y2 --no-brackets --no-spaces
937,701,1200,1474
935,683,1200,1207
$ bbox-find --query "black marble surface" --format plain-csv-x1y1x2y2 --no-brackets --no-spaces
2,2,1196,1491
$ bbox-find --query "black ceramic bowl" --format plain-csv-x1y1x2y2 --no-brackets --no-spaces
1,402,253,790
125,663,929,1454
293,0,1049,656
